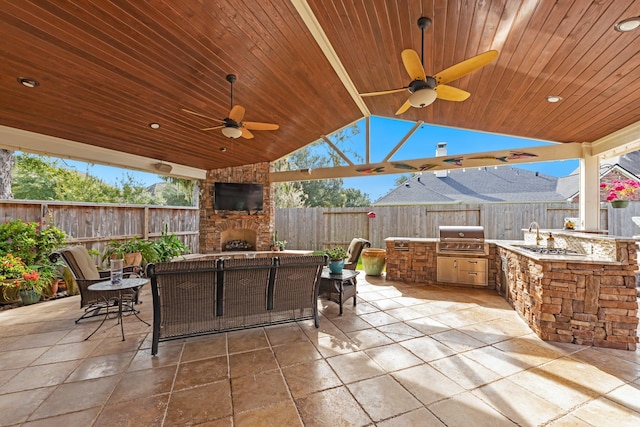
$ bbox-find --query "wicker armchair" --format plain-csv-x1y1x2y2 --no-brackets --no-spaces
343,238,371,270
53,246,140,323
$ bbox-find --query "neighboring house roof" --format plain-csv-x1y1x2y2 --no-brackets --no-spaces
560,150,640,200
374,166,566,206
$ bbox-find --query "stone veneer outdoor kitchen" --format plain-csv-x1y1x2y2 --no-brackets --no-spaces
386,231,639,350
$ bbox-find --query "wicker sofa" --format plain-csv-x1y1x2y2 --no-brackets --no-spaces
146,255,326,355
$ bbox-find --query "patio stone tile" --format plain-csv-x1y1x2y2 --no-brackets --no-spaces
538,356,625,395
88,334,146,357
21,407,101,427
369,298,404,311
127,343,183,372
376,407,445,426
165,380,232,425
313,335,358,358
359,311,400,327
377,322,423,342
430,329,488,352
234,400,303,427
350,300,380,315
569,347,640,382
295,386,371,427
273,340,322,367
0,360,78,393
329,313,373,333
31,340,100,365
462,345,530,377
181,334,227,362
282,359,342,398
29,376,119,420
174,355,229,390
265,323,308,346
94,393,169,427
346,328,394,349
347,375,421,422
66,351,136,382
430,354,502,390
0,330,67,351
0,387,55,426
108,365,176,403
472,378,566,426
546,414,594,426
231,369,290,413
605,383,640,414
404,316,451,335
571,396,640,427
365,343,422,372
392,364,465,405
0,347,49,369
399,335,455,362
227,328,269,354
326,351,385,384
229,347,278,378
383,306,425,321
460,317,533,344
428,391,517,426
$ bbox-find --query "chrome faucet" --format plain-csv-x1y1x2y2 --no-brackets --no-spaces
528,221,543,245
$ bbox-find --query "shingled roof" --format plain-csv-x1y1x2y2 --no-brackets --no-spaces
374,166,566,205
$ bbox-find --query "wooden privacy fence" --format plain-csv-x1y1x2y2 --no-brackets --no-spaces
275,202,640,251
0,200,199,266
2,200,639,256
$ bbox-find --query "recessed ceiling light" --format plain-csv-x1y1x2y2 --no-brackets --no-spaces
17,77,39,88
546,95,562,103
614,17,640,32
220,147,227,152
149,123,160,129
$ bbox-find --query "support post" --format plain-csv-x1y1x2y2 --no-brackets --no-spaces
579,147,600,231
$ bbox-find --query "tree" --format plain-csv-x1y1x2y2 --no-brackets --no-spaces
273,124,373,208
160,176,197,206
0,149,14,199
12,154,164,204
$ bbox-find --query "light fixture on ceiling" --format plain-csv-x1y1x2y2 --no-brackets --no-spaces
17,77,39,88
220,147,227,152
409,88,437,108
546,95,562,103
221,126,242,139
614,16,640,32
149,123,160,129
153,162,172,173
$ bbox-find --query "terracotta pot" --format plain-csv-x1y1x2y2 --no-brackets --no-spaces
44,279,60,297
124,252,143,266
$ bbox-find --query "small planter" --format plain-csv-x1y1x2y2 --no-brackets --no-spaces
19,289,42,305
328,259,344,274
610,200,629,208
43,279,60,298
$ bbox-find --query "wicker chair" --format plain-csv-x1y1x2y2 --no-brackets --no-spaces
343,238,371,270
53,246,140,323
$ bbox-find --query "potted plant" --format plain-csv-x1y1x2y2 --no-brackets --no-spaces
102,237,154,266
325,246,348,273
271,230,286,251
147,225,190,262
0,253,28,304
600,179,640,208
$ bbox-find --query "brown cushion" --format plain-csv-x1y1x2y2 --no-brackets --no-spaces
64,246,100,280
346,238,369,264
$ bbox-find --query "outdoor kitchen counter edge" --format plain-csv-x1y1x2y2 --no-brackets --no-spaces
383,237,625,265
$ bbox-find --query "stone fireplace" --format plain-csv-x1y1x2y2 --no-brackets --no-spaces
199,162,275,253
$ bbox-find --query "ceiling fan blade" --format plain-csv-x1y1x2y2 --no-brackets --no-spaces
435,85,470,101
240,127,254,139
229,105,245,122
434,50,498,85
201,126,224,131
182,108,223,122
401,49,426,81
360,87,407,97
395,99,412,115
243,121,279,131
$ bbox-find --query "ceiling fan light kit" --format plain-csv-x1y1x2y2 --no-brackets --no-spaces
221,126,242,138
153,162,172,173
182,74,278,139
358,16,498,114
409,88,437,108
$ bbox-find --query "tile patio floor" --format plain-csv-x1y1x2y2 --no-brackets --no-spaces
1,274,640,426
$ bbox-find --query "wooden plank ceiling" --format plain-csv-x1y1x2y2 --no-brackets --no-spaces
1,0,640,172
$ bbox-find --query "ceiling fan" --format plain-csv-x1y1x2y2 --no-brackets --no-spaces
182,74,279,139
360,17,498,115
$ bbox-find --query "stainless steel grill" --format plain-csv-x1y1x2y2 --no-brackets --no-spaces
436,226,488,255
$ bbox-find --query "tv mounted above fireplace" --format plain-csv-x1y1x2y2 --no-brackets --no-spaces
213,182,264,212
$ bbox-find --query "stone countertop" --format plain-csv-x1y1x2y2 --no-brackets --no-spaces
522,229,638,243
385,237,438,242
492,240,622,265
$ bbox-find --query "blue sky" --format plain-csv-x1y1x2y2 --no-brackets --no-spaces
57,116,578,201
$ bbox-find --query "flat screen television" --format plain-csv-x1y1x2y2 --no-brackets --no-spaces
213,182,264,211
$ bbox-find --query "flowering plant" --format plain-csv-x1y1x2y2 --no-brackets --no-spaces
600,179,640,202
19,270,47,293
0,253,28,281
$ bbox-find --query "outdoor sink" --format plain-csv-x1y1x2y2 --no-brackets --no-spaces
513,245,583,256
